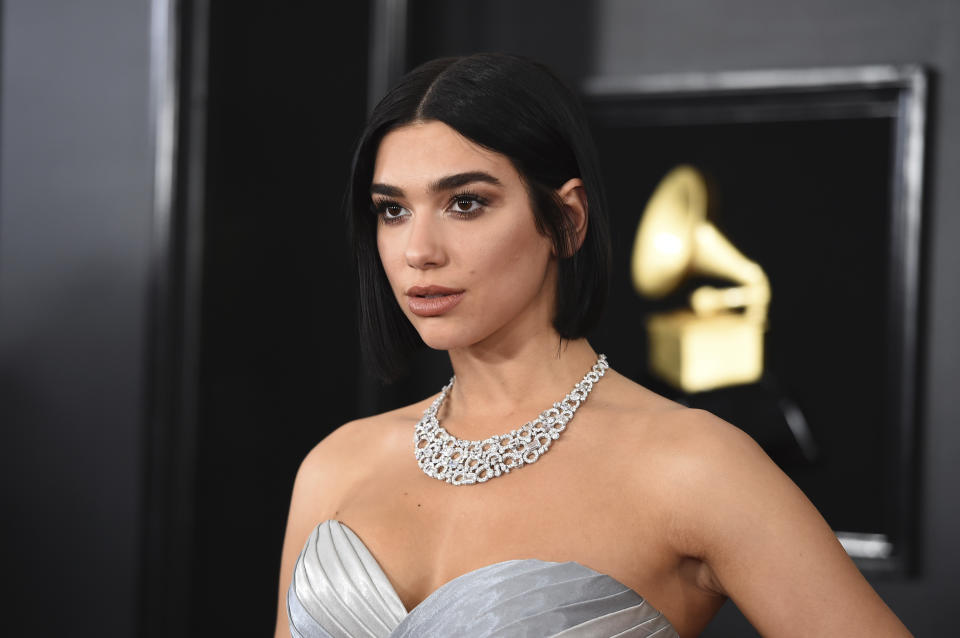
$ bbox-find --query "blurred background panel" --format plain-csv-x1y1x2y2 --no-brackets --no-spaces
0,2,155,637
184,3,369,637
2,1,959,636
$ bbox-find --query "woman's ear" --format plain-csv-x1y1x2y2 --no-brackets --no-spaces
556,177,588,257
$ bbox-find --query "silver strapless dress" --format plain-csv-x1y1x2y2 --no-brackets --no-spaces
287,520,679,638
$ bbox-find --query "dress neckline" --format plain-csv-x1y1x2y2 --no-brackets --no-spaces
316,518,637,614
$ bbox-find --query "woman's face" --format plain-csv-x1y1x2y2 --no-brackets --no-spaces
372,120,558,352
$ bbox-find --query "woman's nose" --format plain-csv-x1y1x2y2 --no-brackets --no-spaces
404,214,447,269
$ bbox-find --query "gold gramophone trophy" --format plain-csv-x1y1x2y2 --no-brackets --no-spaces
632,166,771,393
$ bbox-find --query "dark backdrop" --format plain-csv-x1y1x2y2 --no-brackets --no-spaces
0,2,153,636
189,3,369,636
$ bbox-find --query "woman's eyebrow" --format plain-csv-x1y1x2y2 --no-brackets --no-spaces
370,183,404,197
371,171,503,198
429,171,503,192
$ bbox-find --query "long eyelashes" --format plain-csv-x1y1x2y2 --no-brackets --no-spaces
371,197,408,223
446,192,489,218
372,191,490,225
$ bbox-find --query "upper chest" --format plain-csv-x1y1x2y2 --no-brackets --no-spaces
326,414,685,613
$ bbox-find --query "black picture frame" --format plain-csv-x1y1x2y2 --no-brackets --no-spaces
582,66,928,575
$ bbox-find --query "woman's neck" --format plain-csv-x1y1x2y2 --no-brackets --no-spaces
441,335,599,439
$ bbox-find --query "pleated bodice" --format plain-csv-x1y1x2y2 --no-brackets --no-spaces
286,520,678,638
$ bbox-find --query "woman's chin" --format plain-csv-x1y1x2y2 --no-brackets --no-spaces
418,335,473,352
413,325,484,352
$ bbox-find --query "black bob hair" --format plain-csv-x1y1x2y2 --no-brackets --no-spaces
346,53,612,381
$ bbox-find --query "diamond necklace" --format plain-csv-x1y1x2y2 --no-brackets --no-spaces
413,354,609,485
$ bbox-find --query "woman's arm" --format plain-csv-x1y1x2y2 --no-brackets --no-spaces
666,409,911,637
272,422,358,638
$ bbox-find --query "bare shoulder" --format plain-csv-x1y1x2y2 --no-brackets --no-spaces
273,395,439,636
613,385,790,543
598,370,764,468
595,371,791,547
296,396,434,496
648,404,768,479
599,374,911,636
645,406,784,548
283,396,438,545
595,369,757,460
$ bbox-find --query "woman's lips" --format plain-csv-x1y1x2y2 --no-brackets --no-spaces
406,287,465,317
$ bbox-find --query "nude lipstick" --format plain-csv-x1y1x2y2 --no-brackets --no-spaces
406,285,465,317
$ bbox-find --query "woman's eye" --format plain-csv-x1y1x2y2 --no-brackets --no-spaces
375,201,410,223
449,196,484,215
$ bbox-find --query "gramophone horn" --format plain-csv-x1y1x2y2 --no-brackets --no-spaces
631,165,770,317
631,165,707,298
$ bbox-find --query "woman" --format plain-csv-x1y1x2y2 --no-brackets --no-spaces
275,54,910,637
